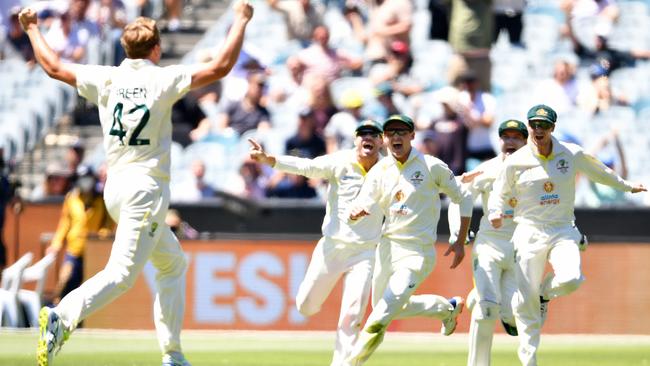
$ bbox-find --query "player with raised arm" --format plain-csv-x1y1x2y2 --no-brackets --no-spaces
249,119,384,366
488,104,647,366
346,114,474,366
448,120,528,366
19,2,254,365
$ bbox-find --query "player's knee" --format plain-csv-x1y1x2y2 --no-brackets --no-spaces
558,275,584,295
473,301,499,322
115,271,138,291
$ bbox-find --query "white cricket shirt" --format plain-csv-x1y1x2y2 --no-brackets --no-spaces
488,137,634,226
274,149,383,245
75,59,192,180
449,155,516,241
354,148,473,246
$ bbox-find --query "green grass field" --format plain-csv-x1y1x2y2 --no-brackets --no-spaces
1,330,649,366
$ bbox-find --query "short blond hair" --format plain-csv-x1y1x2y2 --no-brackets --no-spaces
120,17,160,59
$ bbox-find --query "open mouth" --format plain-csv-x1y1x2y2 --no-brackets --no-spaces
505,148,517,155
362,142,374,150
534,134,544,142
391,142,403,150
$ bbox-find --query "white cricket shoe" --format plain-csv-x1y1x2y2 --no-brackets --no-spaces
540,297,550,326
37,307,68,366
162,353,192,366
441,296,464,336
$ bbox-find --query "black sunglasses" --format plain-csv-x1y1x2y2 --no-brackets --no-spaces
356,130,381,137
383,129,412,137
529,120,553,130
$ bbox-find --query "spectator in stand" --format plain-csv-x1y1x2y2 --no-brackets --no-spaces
191,72,270,140
566,15,650,75
172,81,222,147
324,90,366,153
428,0,451,40
456,70,496,164
303,74,338,136
65,142,85,186
223,157,270,200
163,0,183,32
266,109,325,198
267,0,325,47
360,0,413,64
427,86,469,175
171,159,216,202
45,11,86,63
87,0,127,65
534,58,579,115
31,162,73,200
448,0,494,91
577,63,629,115
370,40,425,97
46,166,114,304
493,0,525,46
5,7,35,64
289,25,363,85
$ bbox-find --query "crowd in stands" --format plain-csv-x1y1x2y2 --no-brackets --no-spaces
1,0,650,208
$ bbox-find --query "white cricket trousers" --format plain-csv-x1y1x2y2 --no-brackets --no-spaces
467,234,517,366
512,223,583,366
55,172,188,356
347,239,455,366
295,237,375,366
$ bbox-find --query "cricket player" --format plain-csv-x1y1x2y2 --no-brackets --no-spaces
488,104,647,366
448,119,528,366
20,2,254,365
347,114,474,366
248,119,384,366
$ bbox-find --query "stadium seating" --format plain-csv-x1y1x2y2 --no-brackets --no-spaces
17,253,56,328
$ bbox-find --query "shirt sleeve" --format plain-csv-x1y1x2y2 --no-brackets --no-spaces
160,64,193,103
487,162,515,220
576,150,634,192
448,176,481,240
74,64,113,105
434,162,472,217
273,154,335,180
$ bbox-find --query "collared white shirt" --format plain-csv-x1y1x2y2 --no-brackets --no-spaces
450,154,516,241
75,59,192,180
355,148,473,246
489,137,633,226
274,149,383,245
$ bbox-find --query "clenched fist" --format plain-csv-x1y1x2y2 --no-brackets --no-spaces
233,0,254,23
18,7,38,32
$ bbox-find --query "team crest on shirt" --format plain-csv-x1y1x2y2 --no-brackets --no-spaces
394,190,405,202
543,181,554,193
410,171,424,186
508,197,518,208
556,159,569,174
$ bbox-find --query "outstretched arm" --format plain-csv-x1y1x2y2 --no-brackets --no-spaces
191,0,254,89
19,8,77,87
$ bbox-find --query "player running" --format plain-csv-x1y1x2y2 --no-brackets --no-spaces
19,2,254,365
347,114,474,366
488,104,646,366
249,119,384,366
448,119,528,366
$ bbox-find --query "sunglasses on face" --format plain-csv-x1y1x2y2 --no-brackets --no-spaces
383,129,412,137
356,131,381,138
529,121,553,130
